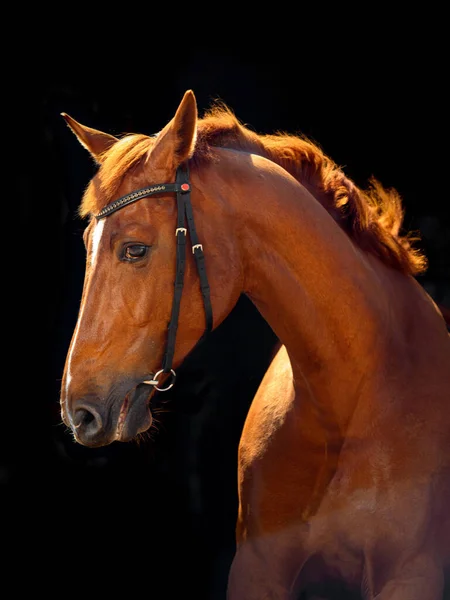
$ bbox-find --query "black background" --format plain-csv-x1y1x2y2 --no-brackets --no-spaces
4,17,449,600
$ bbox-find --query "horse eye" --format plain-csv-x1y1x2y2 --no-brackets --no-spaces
123,244,148,261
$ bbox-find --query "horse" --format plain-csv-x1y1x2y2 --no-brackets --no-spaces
60,90,450,599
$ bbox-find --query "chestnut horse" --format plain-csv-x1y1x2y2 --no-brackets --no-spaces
60,91,450,599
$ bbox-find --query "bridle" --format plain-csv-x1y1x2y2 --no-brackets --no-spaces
95,164,213,391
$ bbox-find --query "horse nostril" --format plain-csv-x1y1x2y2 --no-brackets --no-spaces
77,409,96,426
73,405,103,442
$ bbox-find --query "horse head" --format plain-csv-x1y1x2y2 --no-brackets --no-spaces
61,91,243,446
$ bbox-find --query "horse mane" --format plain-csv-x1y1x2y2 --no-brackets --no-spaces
81,104,427,276
194,104,427,276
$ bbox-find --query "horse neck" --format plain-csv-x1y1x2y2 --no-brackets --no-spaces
213,150,406,430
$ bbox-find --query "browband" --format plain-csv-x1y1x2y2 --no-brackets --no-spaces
96,183,188,219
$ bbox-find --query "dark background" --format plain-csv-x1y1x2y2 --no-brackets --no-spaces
4,21,449,600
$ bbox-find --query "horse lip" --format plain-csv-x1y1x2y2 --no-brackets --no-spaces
115,395,131,440
114,383,153,442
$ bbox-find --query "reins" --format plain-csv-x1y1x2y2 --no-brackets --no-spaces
95,164,213,391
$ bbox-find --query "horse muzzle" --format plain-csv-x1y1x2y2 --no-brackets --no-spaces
66,383,154,447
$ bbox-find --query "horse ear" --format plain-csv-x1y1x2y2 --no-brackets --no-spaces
61,113,118,163
147,90,198,170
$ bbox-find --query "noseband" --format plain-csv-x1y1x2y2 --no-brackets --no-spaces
96,164,213,391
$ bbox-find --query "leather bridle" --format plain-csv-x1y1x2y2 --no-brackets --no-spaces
95,164,213,391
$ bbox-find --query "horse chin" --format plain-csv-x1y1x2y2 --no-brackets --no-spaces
114,383,153,442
